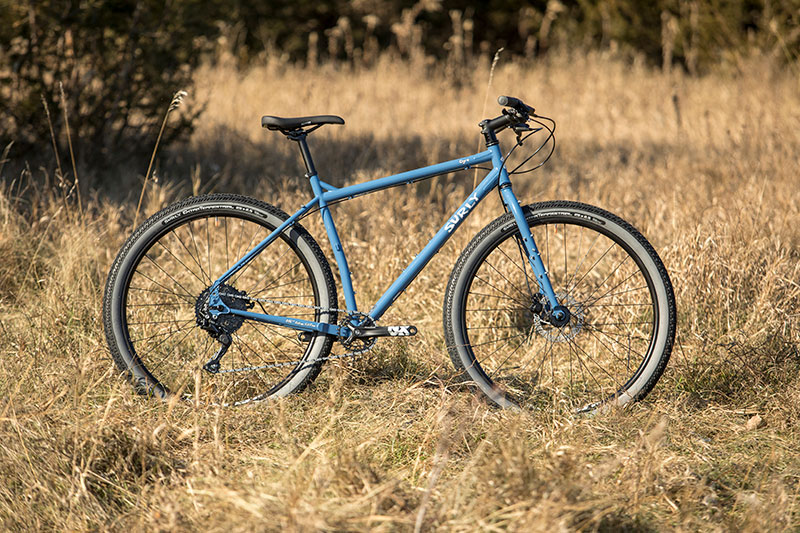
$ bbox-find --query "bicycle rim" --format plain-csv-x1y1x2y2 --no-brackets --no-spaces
114,204,331,405
451,205,671,411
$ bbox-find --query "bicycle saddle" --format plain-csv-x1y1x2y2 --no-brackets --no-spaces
261,114,344,131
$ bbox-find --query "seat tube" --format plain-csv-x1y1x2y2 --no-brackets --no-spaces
491,146,560,309
309,175,358,312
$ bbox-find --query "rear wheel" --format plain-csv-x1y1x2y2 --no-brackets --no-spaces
103,194,338,405
444,201,675,412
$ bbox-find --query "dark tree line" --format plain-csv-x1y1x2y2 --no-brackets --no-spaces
1,0,797,159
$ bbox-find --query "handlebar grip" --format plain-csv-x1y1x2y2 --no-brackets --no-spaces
498,95,522,108
498,95,534,114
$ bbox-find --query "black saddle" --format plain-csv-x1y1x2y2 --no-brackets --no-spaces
261,114,344,132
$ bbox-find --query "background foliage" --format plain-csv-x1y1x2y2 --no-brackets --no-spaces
0,0,222,159
1,0,798,162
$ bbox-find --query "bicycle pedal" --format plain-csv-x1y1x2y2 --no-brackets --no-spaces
353,325,417,338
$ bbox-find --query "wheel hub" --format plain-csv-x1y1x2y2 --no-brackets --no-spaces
534,293,584,342
549,305,571,327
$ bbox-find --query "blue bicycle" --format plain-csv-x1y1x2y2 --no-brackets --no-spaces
103,96,676,411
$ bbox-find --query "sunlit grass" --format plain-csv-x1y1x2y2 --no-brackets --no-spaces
0,51,798,530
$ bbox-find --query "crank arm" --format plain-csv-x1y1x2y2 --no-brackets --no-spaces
352,325,418,338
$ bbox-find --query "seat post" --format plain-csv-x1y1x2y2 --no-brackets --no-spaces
289,131,317,177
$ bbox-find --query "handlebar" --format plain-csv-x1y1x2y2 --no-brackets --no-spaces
482,113,514,133
480,95,536,135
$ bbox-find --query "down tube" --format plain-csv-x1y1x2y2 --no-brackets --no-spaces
368,168,500,320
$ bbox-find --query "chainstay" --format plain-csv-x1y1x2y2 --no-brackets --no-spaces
222,291,349,315
215,291,373,373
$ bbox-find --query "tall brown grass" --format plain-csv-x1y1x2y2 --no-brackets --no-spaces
1,50,798,531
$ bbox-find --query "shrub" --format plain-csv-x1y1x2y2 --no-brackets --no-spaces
0,0,226,161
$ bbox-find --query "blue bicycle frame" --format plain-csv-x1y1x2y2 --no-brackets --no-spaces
206,143,561,337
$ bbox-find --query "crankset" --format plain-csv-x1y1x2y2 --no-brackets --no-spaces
352,325,418,338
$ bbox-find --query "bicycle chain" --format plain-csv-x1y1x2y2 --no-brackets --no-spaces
213,292,374,374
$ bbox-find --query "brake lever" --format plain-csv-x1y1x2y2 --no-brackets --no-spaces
503,107,528,125
512,123,543,145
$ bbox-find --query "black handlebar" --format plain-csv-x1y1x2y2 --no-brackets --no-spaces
480,95,535,136
482,114,514,133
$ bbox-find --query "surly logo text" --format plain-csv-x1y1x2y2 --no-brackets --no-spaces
445,194,479,233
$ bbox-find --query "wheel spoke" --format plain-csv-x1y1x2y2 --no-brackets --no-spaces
582,284,649,306
466,306,528,312
466,291,526,302
187,222,212,284
170,229,212,285
472,273,529,306
142,254,196,303
565,241,615,298
131,270,194,302
229,224,266,286
128,317,196,343
245,246,296,296
144,324,202,377
563,229,601,294
576,258,636,305
482,258,533,301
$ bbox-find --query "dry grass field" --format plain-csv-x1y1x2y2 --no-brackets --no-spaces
1,51,799,531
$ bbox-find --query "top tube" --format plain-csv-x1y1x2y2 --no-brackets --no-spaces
320,150,494,203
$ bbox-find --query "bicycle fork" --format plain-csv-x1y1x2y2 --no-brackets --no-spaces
494,158,568,325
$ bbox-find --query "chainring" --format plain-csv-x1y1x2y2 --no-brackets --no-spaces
338,312,377,351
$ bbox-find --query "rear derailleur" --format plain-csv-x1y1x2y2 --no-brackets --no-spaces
195,284,253,374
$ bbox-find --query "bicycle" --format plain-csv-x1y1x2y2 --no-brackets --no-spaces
103,96,676,411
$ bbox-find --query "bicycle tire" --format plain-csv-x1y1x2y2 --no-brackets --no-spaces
103,194,338,405
443,201,675,411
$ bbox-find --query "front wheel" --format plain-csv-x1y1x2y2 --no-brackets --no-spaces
443,201,676,412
